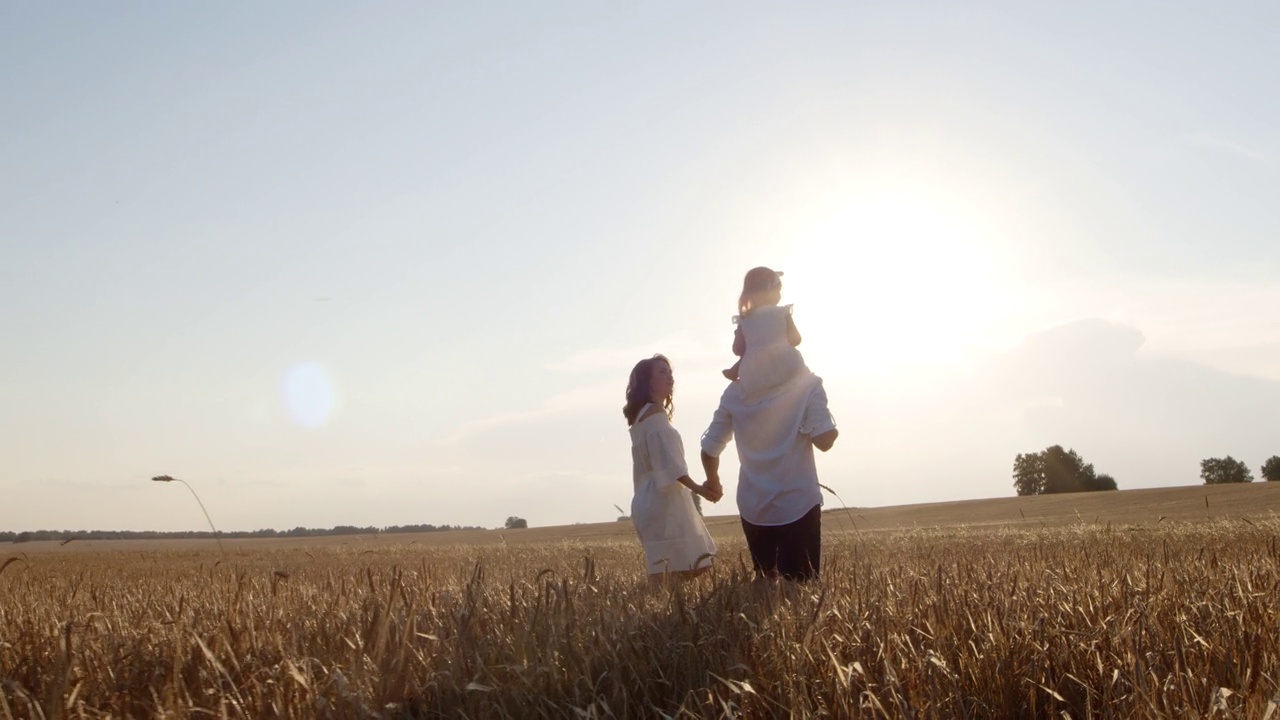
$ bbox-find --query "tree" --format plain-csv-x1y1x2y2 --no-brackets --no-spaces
1041,445,1094,494
1086,473,1118,491
1200,457,1253,484
1013,445,1117,495
1262,456,1280,482
1013,451,1046,496
504,516,528,529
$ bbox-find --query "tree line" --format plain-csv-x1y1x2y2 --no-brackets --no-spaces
1,522,485,544
1013,445,1118,496
1200,455,1280,484
1015,447,1280,495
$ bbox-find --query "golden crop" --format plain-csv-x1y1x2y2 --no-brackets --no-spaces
2,520,1279,718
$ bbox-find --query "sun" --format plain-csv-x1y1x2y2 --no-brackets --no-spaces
779,188,1007,376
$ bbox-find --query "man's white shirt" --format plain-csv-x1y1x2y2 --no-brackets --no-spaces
701,373,836,526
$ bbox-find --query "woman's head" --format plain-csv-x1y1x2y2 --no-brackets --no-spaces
738,266,783,315
623,354,674,426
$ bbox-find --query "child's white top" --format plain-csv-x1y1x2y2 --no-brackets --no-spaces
736,304,809,405
628,404,716,574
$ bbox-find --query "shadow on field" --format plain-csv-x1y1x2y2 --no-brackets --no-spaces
397,554,822,718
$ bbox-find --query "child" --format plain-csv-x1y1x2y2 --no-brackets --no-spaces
722,266,810,404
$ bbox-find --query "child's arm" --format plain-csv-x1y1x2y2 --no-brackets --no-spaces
732,326,745,357
786,314,802,346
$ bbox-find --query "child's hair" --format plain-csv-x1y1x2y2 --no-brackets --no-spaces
737,266,783,316
623,354,673,427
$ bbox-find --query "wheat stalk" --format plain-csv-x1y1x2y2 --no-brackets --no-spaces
151,474,225,555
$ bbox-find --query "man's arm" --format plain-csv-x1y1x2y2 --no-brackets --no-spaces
700,398,734,458
701,451,722,495
811,428,838,452
801,379,836,451
700,395,733,496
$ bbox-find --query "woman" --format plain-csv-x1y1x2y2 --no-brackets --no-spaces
624,354,721,584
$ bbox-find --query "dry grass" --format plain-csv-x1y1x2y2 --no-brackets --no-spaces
3,507,1280,718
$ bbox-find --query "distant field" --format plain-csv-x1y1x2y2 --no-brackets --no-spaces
4,483,1279,718
16,480,1280,554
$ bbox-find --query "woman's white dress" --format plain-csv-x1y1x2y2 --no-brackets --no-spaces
629,406,716,574
737,304,810,405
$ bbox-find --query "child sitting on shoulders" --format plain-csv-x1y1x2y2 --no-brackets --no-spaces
722,266,811,404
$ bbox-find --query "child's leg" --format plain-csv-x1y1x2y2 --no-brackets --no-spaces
722,358,741,381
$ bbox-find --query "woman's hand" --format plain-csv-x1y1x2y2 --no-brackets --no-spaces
679,475,720,503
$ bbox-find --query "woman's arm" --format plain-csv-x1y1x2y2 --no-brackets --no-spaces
677,474,720,501
732,326,745,357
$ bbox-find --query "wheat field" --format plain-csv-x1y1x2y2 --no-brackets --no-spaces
3,494,1280,718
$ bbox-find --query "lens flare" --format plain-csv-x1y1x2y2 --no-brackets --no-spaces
281,362,335,429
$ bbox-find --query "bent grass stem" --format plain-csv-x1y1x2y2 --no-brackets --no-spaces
151,475,225,555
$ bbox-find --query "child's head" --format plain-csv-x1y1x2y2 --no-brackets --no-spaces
738,266,783,315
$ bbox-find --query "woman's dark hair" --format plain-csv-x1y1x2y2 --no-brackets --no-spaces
623,354,673,426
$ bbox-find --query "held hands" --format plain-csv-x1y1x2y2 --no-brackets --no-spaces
700,476,724,503
681,474,722,503
698,481,723,503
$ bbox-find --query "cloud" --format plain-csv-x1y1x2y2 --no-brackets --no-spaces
546,333,725,375
0,478,205,533
447,337,735,448
640,316,1280,511
211,477,290,488
34,477,148,493
1029,277,1280,381
87,316,1261,534
995,319,1278,445
857,318,1280,501
1180,132,1269,164
1007,318,1146,382
426,339,742,525
503,471,627,527
438,378,621,446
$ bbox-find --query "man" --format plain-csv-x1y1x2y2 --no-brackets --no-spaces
701,373,837,582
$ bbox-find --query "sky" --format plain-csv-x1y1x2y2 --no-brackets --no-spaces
2,2,1278,533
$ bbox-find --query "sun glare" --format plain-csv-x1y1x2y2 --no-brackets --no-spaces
781,189,1006,376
